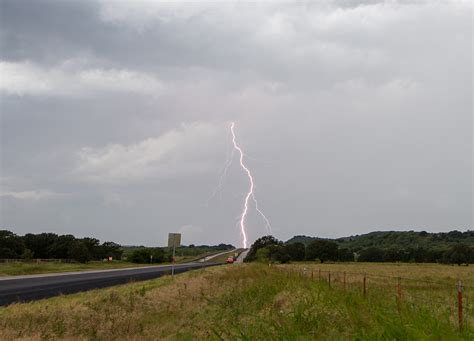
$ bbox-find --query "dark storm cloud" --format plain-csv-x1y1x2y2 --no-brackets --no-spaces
0,0,472,246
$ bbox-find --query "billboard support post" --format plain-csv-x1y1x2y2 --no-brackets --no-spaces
168,233,181,277
172,244,176,276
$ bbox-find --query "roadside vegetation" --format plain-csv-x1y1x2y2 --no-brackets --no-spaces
0,263,471,339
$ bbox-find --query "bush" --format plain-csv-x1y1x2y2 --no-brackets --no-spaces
131,248,167,264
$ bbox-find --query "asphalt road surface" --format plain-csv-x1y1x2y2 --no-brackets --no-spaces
235,249,249,263
198,249,237,262
0,262,219,306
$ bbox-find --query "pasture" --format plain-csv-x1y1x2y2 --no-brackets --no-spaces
0,262,471,339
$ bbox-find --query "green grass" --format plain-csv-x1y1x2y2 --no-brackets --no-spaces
0,263,472,340
0,261,152,276
0,254,211,277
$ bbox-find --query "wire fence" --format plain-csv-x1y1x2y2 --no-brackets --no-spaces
287,266,471,332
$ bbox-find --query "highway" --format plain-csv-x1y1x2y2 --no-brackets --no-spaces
235,249,249,263
197,248,238,262
0,262,219,306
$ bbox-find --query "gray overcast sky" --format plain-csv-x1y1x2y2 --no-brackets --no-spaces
0,0,472,247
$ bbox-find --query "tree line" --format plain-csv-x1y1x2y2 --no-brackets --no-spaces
122,244,234,264
0,230,122,263
289,230,474,251
0,229,236,265
245,235,474,265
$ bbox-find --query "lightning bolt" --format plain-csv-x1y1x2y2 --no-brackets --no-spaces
230,122,271,248
253,195,272,234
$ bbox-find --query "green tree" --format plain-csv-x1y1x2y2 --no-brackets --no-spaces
131,249,150,263
131,248,166,264
358,247,384,262
255,247,270,263
284,242,305,261
23,233,59,258
21,248,34,260
444,244,473,265
305,240,338,263
49,234,76,259
101,242,123,260
383,248,401,262
337,248,354,262
245,235,282,262
268,245,291,263
68,240,92,263
0,230,25,258
80,238,101,259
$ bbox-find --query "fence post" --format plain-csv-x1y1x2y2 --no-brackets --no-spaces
311,270,314,280
318,269,321,281
457,280,463,331
343,271,346,291
328,271,331,288
363,273,367,298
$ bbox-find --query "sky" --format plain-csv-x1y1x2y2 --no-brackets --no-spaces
0,0,472,247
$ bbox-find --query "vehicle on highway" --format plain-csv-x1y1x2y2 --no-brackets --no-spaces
226,257,234,264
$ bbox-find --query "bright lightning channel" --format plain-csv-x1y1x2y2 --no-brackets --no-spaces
230,122,271,248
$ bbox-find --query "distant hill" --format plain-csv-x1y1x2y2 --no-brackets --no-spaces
286,230,474,251
286,235,327,245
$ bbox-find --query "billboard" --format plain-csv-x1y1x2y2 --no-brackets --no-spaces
167,233,181,248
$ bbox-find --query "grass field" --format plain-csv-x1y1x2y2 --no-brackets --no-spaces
0,263,472,340
0,255,204,277
0,261,152,277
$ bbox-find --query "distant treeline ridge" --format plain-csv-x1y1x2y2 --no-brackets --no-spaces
0,230,123,263
245,230,474,265
0,230,234,264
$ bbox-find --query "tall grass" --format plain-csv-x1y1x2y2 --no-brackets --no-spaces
0,263,471,340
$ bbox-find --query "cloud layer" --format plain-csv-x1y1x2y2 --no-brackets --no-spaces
1,0,472,246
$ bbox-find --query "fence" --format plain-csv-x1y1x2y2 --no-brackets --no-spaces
289,266,471,332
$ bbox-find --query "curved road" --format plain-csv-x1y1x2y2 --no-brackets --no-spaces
0,262,219,306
